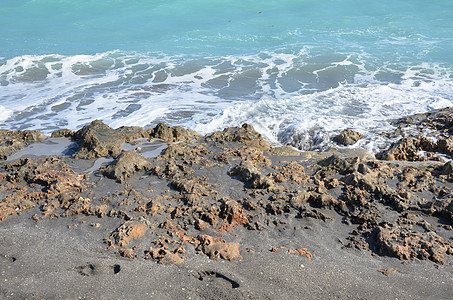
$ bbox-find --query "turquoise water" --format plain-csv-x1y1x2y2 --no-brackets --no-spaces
2,0,453,61
1,0,453,151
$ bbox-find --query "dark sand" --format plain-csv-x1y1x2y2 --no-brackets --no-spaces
1,115,453,299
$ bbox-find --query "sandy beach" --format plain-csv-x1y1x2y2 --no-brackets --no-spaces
1,110,453,299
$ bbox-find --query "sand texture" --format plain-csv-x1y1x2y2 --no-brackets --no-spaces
1,113,453,299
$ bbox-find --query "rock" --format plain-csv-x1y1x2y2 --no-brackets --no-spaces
219,199,249,230
146,248,184,265
149,123,199,143
206,123,271,150
377,138,424,161
436,137,453,155
377,136,439,161
374,226,453,264
333,129,364,146
228,160,273,189
73,120,125,159
117,126,149,142
319,154,360,174
288,248,312,259
0,129,47,160
100,151,150,183
289,190,312,210
396,107,453,133
51,129,73,138
429,195,453,221
437,161,453,181
197,235,241,261
108,221,148,248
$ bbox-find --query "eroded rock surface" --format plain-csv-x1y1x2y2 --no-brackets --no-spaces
1,117,453,266
0,129,46,160
333,129,364,146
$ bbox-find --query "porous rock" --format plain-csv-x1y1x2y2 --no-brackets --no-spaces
0,129,47,160
51,129,73,138
229,160,273,189
100,151,150,183
206,123,271,150
374,226,453,264
149,123,199,143
73,120,125,159
109,221,148,248
197,235,241,261
333,129,364,146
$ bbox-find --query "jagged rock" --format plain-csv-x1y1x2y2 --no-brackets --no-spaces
429,195,453,221
319,154,360,174
51,129,73,138
219,199,249,230
149,123,199,143
100,151,150,183
377,138,425,161
397,107,453,133
377,136,444,161
437,161,453,181
196,235,241,261
436,136,453,155
0,129,47,160
108,221,148,248
333,129,363,146
73,120,125,159
117,126,149,142
229,160,273,189
289,190,312,210
374,225,453,264
171,177,216,206
145,248,184,265
206,123,271,150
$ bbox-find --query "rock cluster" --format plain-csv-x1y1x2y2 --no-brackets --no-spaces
1,116,453,266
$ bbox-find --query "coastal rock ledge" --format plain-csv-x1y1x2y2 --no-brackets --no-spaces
1,113,453,298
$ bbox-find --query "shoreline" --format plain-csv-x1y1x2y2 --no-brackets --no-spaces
1,110,453,299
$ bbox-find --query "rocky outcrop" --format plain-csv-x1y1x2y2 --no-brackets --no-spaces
333,129,363,146
149,123,199,143
100,151,150,183
377,136,453,161
206,123,271,150
51,129,73,138
196,235,241,261
0,129,46,160
73,120,125,159
228,160,274,189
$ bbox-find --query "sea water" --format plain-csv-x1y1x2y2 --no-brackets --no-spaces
1,0,453,152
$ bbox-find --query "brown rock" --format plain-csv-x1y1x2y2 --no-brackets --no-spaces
109,221,148,248
146,248,184,265
288,248,312,259
197,235,241,261
51,129,73,138
206,123,271,150
100,151,150,182
0,129,47,160
374,226,453,264
228,160,273,189
73,120,125,159
333,129,364,146
149,123,199,143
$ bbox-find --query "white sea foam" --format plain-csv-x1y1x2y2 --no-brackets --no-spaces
195,81,453,153
1,50,452,154
0,105,12,122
